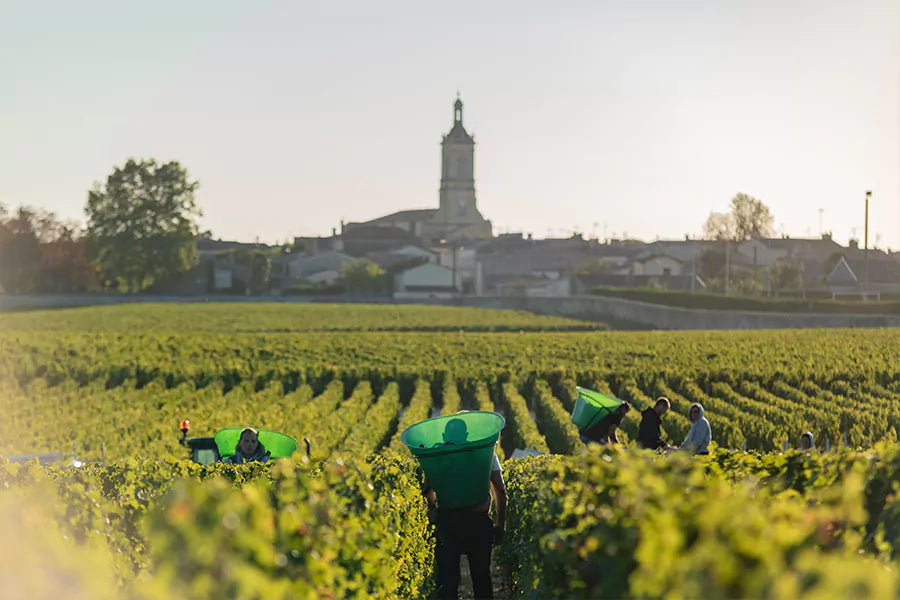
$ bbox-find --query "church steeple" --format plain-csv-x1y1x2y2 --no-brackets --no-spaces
454,95,463,126
446,95,472,142
427,95,492,243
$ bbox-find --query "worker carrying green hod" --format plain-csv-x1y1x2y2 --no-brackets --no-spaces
227,427,271,464
403,411,507,600
571,387,630,446
580,402,631,445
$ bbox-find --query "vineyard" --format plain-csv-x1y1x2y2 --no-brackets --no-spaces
1,303,900,598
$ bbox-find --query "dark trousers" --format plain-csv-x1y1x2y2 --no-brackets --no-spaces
436,509,494,600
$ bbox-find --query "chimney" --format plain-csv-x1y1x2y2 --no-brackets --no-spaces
849,239,859,250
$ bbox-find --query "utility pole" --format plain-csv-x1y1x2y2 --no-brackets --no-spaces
864,191,871,295
451,241,458,297
725,240,731,295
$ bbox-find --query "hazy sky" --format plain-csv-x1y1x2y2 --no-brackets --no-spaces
3,0,899,248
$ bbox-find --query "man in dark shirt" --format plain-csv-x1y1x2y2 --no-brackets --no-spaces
637,397,671,450
579,402,630,445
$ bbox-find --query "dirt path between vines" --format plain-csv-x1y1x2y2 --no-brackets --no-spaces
458,555,511,600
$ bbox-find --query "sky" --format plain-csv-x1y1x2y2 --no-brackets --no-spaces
3,0,899,249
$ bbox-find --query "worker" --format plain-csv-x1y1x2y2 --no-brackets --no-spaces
423,415,506,600
227,427,271,464
579,402,631,445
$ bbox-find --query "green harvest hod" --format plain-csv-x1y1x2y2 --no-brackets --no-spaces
571,386,624,431
214,428,300,460
402,411,505,508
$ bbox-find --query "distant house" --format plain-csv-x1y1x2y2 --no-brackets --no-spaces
827,257,859,295
345,209,437,239
366,246,436,276
394,263,460,299
197,238,272,258
479,236,639,284
628,255,683,277
338,225,421,256
287,251,358,286
394,245,438,261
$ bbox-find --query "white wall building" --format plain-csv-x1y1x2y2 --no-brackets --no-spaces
630,255,684,277
394,263,461,299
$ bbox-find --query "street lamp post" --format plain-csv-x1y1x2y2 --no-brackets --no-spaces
864,191,871,295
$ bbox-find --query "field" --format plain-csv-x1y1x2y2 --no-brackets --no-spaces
2,303,900,598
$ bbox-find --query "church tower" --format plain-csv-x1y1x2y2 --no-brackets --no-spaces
429,95,491,242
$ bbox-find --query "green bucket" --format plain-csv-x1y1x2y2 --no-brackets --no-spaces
401,411,505,508
214,428,300,460
571,387,623,431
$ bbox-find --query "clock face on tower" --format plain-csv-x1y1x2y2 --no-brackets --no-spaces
458,199,468,216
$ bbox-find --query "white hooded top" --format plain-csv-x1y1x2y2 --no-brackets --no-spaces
682,402,711,454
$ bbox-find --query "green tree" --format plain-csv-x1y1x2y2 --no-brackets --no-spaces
232,250,271,295
340,259,388,294
772,260,804,293
569,259,617,276
85,159,201,292
0,206,41,293
698,247,727,281
0,206,97,293
250,253,271,295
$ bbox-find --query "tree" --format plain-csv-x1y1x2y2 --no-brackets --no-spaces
85,159,201,292
250,253,271,295
34,230,97,292
569,259,618,276
0,206,97,293
702,212,735,241
702,193,774,241
698,247,727,281
730,193,774,240
340,259,388,294
772,260,804,293
0,206,41,293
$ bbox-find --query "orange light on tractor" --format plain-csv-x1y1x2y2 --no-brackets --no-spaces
180,419,190,433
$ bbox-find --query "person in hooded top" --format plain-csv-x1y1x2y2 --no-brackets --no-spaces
799,431,816,452
680,403,712,455
227,427,271,464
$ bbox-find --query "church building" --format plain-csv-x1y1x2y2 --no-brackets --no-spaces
342,96,492,245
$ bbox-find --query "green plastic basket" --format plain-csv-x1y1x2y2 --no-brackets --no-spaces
214,428,300,460
401,411,505,508
571,387,623,431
